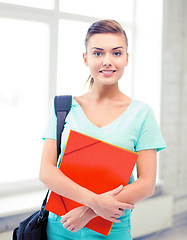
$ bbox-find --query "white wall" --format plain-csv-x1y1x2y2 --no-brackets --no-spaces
160,0,187,214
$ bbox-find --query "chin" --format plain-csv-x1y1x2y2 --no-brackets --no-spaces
101,78,121,86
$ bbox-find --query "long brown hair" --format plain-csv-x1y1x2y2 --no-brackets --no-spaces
84,19,128,89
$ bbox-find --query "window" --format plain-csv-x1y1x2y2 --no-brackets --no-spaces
59,0,134,23
57,19,90,96
2,0,54,9
0,18,49,184
0,0,163,197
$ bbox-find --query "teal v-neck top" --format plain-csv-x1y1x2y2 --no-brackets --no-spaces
42,97,166,238
43,97,166,162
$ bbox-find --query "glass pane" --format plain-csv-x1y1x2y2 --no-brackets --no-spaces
60,0,133,23
1,0,54,9
57,20,90,95
0,19,49,183
133,0,163,118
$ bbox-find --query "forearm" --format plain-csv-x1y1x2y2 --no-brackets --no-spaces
40,164,96,206
40,139,97,207
116,149,157,204
40,165,134,224
115,179,155,204
61,206,97,232
40,138,134,222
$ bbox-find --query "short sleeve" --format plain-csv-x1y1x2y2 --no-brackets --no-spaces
42,105,57,140
135,108,166,152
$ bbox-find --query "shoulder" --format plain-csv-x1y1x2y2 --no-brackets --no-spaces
74,93,94,110
132,99,152,114
129,99,158,126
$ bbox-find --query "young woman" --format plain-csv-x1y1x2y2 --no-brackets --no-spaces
40,19,166,240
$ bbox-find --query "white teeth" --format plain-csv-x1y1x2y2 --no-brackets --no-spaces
102,71,113,73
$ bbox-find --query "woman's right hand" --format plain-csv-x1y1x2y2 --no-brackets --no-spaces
88,185,134,223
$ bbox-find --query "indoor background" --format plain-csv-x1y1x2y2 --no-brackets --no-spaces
0,0,186,239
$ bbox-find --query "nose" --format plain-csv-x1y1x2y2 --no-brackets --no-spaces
103,54,112,67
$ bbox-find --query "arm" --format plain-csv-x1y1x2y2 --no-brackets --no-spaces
61,206,96,232
61,149,156,232
115,149,157,204
39,138,134,222
39,139,95,205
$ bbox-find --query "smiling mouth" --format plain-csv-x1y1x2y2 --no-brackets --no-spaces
99,70,116,73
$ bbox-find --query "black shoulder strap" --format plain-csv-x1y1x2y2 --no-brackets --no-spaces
40,96,72,211
54,95,72,159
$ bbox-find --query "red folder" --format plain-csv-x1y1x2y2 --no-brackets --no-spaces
45,130,138,236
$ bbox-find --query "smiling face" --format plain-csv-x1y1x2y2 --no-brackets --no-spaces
83,33,128,87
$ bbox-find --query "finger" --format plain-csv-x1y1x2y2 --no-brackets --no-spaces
61,217,67,224
114,213,121,218
67,225,74,232
61,218,69,225
115,211,124,218
116,208,125,216
61,213,71,223
63,221,70,229
109,217,121,223
111,210,123,219
119,202,135,210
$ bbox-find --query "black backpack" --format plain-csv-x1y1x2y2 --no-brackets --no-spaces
12,95,72,240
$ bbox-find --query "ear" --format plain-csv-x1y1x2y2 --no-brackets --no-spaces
83,52,88,66
125,53,129,66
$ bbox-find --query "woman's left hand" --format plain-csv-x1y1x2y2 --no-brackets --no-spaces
61,206,97,232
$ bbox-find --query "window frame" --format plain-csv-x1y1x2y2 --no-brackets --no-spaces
0,0,162,200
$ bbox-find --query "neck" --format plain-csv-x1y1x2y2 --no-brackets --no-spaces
89,82,123,101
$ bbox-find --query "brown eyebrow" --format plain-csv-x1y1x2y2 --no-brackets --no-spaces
91,46,124,51
112,46,124,50
91,47,104,51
